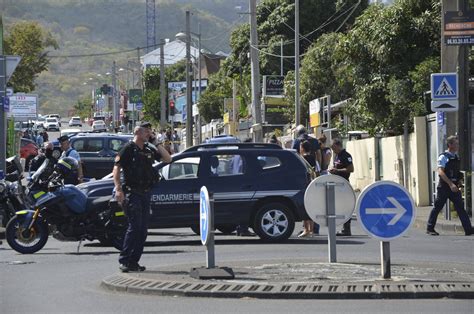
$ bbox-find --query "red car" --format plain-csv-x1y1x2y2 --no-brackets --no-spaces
20,138,39,170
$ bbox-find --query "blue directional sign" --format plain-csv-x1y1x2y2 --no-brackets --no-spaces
356,181,416,241
431,72,458,100
200,186,210,245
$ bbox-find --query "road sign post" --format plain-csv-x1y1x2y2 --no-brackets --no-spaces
356,181,416,279
190,186,234,279
304,175,356,263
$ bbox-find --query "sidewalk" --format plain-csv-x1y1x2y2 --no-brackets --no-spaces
414,206,471,234
102,259,474,299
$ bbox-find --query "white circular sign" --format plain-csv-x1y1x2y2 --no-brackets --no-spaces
304,175,356,227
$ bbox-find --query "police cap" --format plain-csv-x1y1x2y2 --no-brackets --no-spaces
58,135,69,143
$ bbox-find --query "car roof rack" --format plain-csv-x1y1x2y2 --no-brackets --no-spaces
183,142,283,152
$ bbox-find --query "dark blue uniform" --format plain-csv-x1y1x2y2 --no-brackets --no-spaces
116,141,162,268
427,152,472,235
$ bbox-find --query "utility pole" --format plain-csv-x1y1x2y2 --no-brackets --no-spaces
197,23,202,144
280,38,284,76
0,16,6,172
185,10,193,147
441,0,470,171
112,60,119,131
249,0,262,142
160,39,166,129
294,0,301,126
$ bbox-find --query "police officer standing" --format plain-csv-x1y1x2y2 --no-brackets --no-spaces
329,138,354,236
113,122,171,272
427,136,472,236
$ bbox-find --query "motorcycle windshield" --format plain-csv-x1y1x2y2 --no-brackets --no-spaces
31,159,50,183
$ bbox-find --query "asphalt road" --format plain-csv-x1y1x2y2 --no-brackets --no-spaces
2,121,471,313
1,223,473,313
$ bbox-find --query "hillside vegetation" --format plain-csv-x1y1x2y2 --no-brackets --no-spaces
1,0,246,115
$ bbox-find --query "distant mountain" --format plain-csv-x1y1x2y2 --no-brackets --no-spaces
1,0,247,115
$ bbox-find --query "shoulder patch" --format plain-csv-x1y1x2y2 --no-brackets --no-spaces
347,157,352,163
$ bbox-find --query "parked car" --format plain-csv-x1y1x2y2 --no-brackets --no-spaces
20,138,39,170
68,116,82,127
44,117,60,131
92,120,107,132
69,133,132,179
79,142,316,242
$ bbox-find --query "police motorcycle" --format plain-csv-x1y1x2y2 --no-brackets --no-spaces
5,157,127,254
0,156,30,227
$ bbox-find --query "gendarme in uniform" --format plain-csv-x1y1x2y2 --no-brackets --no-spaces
427,136,472,236
114,123,166,272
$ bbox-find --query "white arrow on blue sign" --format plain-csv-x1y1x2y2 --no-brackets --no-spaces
356,181,416,241
200,186,211,245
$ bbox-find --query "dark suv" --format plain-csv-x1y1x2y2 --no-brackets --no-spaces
69,133,132,179
78,143,315,242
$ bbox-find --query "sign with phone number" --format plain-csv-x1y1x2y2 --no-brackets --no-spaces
444,11,474,46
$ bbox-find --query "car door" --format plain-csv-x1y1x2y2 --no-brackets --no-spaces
71,137,107,179
148,154,203,228
202,151,256,225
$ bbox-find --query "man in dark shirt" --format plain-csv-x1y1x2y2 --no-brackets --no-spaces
292,125,322,168
113,122,171,272
329,138,354,236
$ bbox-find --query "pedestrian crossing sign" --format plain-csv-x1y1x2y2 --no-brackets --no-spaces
431,73,458,100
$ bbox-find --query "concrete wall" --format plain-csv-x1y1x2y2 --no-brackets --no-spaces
346,117,430,206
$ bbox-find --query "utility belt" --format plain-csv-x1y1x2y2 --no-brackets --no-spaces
123,184,152,196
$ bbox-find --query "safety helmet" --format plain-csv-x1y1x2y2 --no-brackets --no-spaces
55,157,78,177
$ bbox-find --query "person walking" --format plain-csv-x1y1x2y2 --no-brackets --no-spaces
329,138,354,236
58,135,84,184
427,136,472,236
113,122,171,273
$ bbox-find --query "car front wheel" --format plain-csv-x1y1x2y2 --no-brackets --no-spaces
253,202,295,242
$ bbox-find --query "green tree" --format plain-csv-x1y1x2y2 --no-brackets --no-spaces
330,0,441,134
73,96,92,120
4,21,58,92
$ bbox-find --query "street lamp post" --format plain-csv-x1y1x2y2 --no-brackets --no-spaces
176,11,201,148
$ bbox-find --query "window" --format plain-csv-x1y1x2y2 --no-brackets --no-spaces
210,154,245,176
160,157,200,180
74,139,103,152
109,139,126,152
257,156,281,170
86,139,104,152
72,139,85,151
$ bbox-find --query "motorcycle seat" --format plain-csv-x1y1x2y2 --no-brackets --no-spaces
86,195,113,212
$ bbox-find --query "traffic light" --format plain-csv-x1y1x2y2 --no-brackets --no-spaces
170,101,175,116
100,84,109,95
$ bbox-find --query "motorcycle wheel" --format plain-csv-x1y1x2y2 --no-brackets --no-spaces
6,216,49,254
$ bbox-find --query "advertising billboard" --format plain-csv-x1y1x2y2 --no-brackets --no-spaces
168,80,208,123
7,94,38,121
